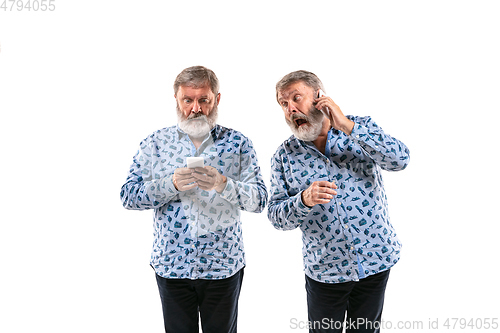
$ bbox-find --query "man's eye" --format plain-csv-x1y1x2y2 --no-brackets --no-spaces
281,102,288,108
201,99,209,103
293,95,301,101
184,99,192,103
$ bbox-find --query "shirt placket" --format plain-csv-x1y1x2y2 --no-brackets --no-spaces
186,131,217,279
324,136,361,282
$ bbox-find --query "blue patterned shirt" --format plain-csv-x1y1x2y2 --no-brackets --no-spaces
121,124,267,280
268,116,410,283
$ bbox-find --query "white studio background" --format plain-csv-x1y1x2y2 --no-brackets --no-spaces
1,1,499,332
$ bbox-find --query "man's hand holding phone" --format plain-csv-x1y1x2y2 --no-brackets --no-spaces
315,90,355,135
172,157,205,192
173,157,227,193
192,166,227,193
173,168,199,192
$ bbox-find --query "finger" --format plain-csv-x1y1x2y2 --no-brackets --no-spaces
195,166,218,175
317,185,337,193
195,178,213,187
311,186,336,197
314,98,326,107
314,95,328,102
314,101,325,111
192,171,214,184
175,174,197,182
312,198,332,205
314,181,336,188
175,168,194,175
317,190,334,198
197,183,211,191
176,178,198,191
180,183,198,191
318,188,337,196
191,172,212,182
193,167,209,174
316,193,334,200
177,178,197,188
204,166,220,178
315,98,333,109
317,183,338,190
197,177,216,190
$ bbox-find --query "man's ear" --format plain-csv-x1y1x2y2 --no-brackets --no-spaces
216,93,221,105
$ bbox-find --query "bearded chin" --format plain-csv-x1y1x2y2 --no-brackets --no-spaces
292,123,323,141
287,107,324,141
177,105,218,139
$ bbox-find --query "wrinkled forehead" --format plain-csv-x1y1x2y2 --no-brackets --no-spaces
277,81,315,102
177,84,215,97
183,81,212,91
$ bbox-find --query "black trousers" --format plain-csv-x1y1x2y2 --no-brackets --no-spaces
155,269,244,333
306,270,391,333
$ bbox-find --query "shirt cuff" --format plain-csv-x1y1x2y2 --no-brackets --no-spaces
350,122,382,154
295,190,313,217
350,122,369,141
219,177,237,203
161,174,179,196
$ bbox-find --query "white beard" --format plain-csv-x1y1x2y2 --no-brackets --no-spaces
286,107,324,141
177,104,218,139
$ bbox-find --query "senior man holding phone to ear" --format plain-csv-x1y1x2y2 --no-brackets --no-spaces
120,66,267,333
267,70,410,333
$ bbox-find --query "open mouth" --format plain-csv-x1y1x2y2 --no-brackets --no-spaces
295,118,308,127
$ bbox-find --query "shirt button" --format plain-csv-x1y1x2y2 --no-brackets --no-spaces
344,225,349,229
350,246,355,250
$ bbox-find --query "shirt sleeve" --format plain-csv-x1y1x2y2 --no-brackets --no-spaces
218,137,268,213
120,136,179,210
267,147,312,231
349,116,410,171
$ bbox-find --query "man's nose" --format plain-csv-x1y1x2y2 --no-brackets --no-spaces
192,101,202,113
286,103,297,115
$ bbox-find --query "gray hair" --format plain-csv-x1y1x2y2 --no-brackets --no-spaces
173,66,220,95
275,70,325,102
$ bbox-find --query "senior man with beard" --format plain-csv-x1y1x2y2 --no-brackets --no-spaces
268,70,410,333
120,66,267,333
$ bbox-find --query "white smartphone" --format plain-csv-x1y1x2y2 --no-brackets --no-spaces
186,157,204,169
318,89,330,118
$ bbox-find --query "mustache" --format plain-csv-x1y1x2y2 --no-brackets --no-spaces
187,113,208,121
290,113,308,122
